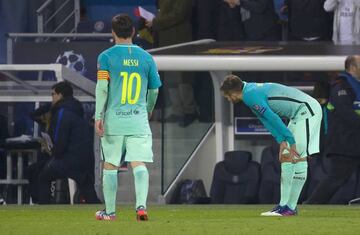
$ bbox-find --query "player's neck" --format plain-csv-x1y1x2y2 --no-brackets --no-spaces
115,37,132,45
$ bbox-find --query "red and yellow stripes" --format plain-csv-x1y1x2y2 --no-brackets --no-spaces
97,70,110,81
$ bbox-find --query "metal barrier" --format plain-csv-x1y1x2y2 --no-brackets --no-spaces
0,64,95,100
6,33,112,63
36,0,80,35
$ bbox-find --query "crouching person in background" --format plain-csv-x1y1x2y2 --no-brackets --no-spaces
28,81,99,204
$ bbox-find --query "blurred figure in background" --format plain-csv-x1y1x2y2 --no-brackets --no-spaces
146,0,198,127
224,0,280,40
217,0,246,41
192,0,217,40
307,55,360,204
324,0,360,45
283,0,333,41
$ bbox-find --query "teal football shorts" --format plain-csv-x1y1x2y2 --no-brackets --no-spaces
286,102,322,158
101,134,153,166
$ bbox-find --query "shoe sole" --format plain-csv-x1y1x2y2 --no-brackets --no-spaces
96,216,116,221
281,213,297,216
95,213,116,221
260,212,282,216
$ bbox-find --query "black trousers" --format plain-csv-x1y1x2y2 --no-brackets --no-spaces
27,156,48,203
28,157,99,204
306,154,360,204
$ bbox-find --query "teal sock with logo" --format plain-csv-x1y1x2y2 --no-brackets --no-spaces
133,165,149,209
102,169,118,214
287,161,308,210
279,162,294,207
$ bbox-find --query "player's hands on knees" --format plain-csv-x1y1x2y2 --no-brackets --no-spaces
279,141,289,161
289,144,300,159
279,142,300,162
95,119,104,137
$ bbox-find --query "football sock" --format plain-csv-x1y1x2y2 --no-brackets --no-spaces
133,165,149,209
279,162,294,207
103,169,118,214
287,161,308,210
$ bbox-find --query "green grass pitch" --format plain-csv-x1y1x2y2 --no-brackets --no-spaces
1,205,360,235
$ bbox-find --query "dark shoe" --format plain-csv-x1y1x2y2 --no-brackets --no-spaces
279,205,298,216
178,113,197,127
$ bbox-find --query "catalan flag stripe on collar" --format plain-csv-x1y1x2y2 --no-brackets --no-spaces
97,70,110,80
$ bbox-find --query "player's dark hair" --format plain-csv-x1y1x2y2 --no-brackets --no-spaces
52,81,73,98
111,14,133,39
220,74,244,95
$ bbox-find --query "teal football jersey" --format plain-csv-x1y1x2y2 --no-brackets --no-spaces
242,82,320,145
97,44,161,135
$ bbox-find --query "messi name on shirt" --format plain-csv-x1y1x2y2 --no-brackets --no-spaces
123,59,139,67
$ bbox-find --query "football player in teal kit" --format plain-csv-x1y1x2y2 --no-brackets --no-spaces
95,14,161,221
221,74,322,216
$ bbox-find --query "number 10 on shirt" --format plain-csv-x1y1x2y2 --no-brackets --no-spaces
120,72,141,104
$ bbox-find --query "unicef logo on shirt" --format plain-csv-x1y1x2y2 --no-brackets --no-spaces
116,109,140,116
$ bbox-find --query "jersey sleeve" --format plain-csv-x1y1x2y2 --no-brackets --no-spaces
97,52,110,81
255,113,285,144
147,57,162,89
95,52,109,120
97,52,110,71
244,90,295,145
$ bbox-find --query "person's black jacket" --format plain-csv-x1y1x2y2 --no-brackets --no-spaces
241,0,280,40
286,0,332,40
49,97,93,165
216,0,245,41
192,0,217,40
326,75,360,158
